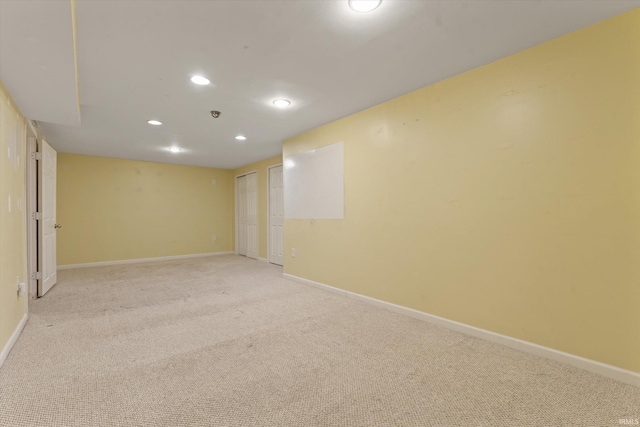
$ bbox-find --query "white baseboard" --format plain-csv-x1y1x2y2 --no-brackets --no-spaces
283,273,640,388
0,314,28,369
57,251,235,270
258,257,269,263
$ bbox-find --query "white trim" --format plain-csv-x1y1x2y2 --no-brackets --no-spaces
283,273,640,388
26,119,38,139
57,252,234,270
0,314,28,368
258,257,269,263
266,163,283,265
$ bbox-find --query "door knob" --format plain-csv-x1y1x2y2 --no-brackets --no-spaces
54,224,62,229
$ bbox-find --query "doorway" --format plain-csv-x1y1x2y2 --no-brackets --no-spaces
236,171,258,260
26,124,59,298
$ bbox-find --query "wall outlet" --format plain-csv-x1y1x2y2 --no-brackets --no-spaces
16,276,26,297
212,179,217,185
212,235,217,241
291,248,296,258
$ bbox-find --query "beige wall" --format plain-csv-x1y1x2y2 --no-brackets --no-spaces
283,9,640,373
232,155,282,260
57,154,234,265
0,81,28,353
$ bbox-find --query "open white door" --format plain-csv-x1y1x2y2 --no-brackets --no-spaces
236,172,257,259
269,165,284,266
38,139,58,297
237,175,248,256
247,172,258,259
245,172,258,260
26,131,38,299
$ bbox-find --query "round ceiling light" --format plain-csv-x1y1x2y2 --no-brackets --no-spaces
190,75,211,85
147,120,162,126
349,0,382,13
235,135,247,141
273,99,291,108
168,147,182,153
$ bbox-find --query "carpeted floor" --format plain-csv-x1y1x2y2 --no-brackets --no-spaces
0,255,637,427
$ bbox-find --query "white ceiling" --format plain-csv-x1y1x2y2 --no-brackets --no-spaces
0,0,80,127
2,0,638,169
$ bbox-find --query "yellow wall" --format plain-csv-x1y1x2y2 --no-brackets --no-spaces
232,155,282,260
283,9,640,373
0,81,28,352
57,154,234,265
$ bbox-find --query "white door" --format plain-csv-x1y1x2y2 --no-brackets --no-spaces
237,175,247,256
26,133,38,298
245,172,258,260
269,166,284,266
38,139,57,296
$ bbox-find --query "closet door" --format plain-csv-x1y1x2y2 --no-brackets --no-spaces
237,175,247,256
245,172,258,260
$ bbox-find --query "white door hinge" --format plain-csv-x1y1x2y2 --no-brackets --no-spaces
32,152,41,161
32,271,41,280
32,212,41,220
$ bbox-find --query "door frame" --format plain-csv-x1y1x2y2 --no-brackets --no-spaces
234,170,257,255
25,121,38,299
266,163,283,265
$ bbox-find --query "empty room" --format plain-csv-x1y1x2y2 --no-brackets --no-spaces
1,1,639,426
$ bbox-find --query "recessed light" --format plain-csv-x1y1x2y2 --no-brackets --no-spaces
235,135,247,141
168,147,182,153
147,120,162,126
273,99,291,108
349,0,382,13
190,75,211,86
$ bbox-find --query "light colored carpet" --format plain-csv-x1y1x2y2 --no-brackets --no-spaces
0,255,637,427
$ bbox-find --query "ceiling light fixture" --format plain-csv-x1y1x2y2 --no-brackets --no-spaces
235,135,247,141
273,99,291,108
147,120,162,126
348,0,382,13
168,147,182,153
191,75,211,85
